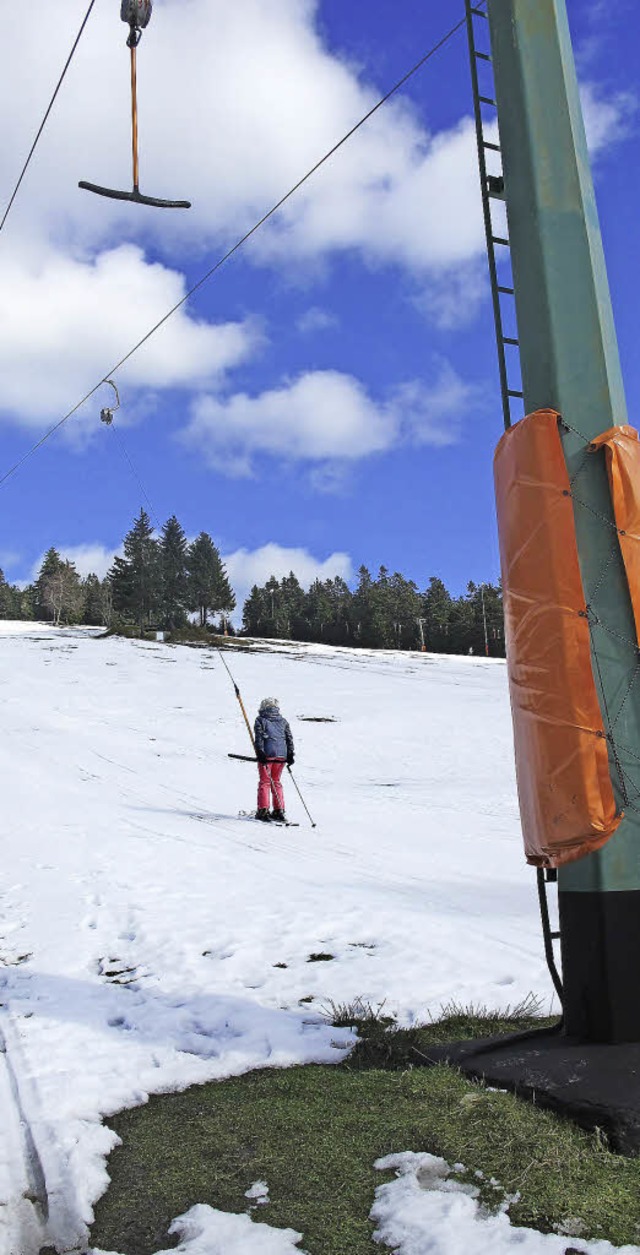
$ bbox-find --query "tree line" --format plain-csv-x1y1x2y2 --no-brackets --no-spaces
0,510,235,633
0,510,504,654
242,567,505,656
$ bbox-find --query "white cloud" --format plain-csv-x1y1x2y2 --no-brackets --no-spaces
0,4,632,282
581,84,637,156
395,362,479,446
184,371,395,475
0,0,632,438
223,542,353,615
0,2,531,283
0,1,486,274
30,544,121,582
0,551,23,578
0,244,259,426
254,115,486,273
296,307,339,334
0,0,488,433
415,261,488,331
182,361,473,477
60,544,122,580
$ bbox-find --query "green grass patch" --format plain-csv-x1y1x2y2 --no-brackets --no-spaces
326,994,556,1070
91,1004,640,1255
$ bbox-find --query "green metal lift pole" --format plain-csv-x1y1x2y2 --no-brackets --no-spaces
487,0,640,1041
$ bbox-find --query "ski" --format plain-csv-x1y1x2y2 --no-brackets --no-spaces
190,810,300,830
238,810,300,828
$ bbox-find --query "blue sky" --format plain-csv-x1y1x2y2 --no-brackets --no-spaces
0,0,636,611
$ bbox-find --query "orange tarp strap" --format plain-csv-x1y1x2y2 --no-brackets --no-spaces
494,408,621,868
590,425,640,642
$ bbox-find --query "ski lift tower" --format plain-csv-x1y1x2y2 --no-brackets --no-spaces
469,0,639,1044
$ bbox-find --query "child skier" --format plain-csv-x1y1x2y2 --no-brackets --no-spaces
254,697,295,822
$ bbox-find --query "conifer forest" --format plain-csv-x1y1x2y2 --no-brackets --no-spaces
0,509,504,656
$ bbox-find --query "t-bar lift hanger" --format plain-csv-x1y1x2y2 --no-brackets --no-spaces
79,1,191,210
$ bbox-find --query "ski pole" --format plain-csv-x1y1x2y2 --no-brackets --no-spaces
287,765,317,829
228,752,258,763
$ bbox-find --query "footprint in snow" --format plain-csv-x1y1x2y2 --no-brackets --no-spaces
98,957,145,988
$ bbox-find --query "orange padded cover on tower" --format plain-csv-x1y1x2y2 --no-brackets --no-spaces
494,408,621,868
590,425,640,642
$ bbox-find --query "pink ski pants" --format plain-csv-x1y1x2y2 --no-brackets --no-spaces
257,760,285,810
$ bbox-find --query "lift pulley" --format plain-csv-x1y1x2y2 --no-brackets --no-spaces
121,1,152,41
100,379,121,425
79,0,191,210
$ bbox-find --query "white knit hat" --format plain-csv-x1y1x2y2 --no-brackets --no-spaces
259,697,279,711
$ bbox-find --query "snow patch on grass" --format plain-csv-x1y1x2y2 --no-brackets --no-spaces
91,1202,306,1253
371,1152,635,1255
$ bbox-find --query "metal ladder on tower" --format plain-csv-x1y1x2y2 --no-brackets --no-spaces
465,0,524,434
465,1,564,1008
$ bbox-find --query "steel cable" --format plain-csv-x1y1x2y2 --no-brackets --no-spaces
0,9,471,492
0,0,98,237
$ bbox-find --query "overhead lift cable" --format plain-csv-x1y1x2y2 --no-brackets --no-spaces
109,422,162,531
0,8,473,493
0,0,98,237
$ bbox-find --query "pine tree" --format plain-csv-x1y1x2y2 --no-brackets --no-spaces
304,579,333,641
484,582,505,656
17,585,35,621
108,555,134,626
280,572,306,637
261,576,280,637
101,577,114,629
449,588,475,655
187,533,236,628
388,572,422,649
82,573,104,626
109,510,160,634
160,516,189,630
352,566,373,645
422,577,452,653
464,581,505,657
211,548,236,631
0,569,12,619
372,566,395,649
324,576,353,644
242,584,268,636
35,548,64,620
354,566,393,648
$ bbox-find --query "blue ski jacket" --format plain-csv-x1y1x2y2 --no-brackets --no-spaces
254,705,294,761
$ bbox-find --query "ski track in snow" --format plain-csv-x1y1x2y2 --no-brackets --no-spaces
0,624,583,1254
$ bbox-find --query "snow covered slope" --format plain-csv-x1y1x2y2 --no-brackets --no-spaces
0,623,554,1254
